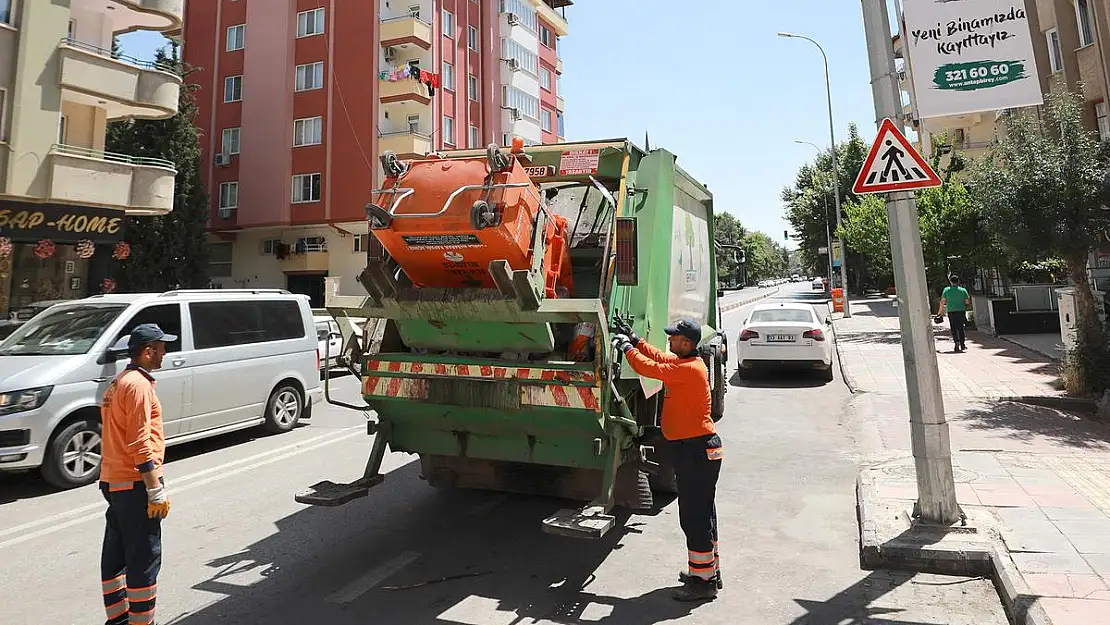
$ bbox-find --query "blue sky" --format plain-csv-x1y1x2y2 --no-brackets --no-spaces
119,1,885,250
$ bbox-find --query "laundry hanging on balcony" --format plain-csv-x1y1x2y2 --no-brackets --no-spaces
380,65,439,97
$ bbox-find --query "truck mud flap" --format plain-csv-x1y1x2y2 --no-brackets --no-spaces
294,474,385,507
541,506,616,540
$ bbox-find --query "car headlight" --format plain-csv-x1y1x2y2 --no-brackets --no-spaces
0,386,54,416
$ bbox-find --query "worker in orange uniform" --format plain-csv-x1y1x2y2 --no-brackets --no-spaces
99,323,174,625
612,318,722,602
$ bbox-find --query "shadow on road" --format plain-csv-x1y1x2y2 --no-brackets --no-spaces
729,370,830,389
166,462,706,625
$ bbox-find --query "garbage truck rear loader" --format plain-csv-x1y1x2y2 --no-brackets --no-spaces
299,139,726,538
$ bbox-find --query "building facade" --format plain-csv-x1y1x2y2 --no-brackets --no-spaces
0,0,182,315
182,0,570,305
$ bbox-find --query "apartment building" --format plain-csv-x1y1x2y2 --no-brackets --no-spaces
183,0,570,306
0,0,182,315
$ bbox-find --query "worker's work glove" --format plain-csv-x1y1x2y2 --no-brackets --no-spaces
611,318,640,346
612,334,635,354
146,484,171,519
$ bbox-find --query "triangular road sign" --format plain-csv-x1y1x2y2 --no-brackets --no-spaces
852,118,942,195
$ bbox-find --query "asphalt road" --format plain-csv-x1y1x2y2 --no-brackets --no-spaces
0,283,1007,624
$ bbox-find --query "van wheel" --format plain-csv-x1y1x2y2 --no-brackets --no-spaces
264,384,302,434
41,417,102,489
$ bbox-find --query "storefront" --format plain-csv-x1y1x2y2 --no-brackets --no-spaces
0,200,131,318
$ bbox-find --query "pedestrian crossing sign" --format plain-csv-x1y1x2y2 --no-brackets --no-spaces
852,118,942,195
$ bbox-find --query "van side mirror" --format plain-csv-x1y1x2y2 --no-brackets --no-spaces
99,337,130,364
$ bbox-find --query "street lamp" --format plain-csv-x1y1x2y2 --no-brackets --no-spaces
795,139,835,295
778,31,851,317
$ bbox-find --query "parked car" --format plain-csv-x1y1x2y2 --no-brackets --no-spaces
0,300,68,340
736,302,834,382
0,289,325,489
315,315,343,372
812,277,826,291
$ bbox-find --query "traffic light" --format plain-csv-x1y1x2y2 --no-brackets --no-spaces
784,230,789,241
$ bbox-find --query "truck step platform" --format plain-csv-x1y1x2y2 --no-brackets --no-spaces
294,475,385,507
541,506,616,540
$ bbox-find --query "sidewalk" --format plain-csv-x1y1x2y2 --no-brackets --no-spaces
838,298,1110,625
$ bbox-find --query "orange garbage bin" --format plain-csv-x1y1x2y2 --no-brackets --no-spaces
831,288,845,313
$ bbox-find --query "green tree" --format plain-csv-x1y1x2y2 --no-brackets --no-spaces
970,90,1110,394
838,194,892,280
714,212,747,284
741,231,788,282
106,43,211,291
781,124,869,289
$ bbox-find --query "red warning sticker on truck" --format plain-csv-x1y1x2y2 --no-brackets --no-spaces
558,149,600,176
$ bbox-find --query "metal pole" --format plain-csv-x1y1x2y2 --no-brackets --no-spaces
795,140,836,291
779,33,851,316
861,0,959,525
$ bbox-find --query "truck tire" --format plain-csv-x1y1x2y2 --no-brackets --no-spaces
643,437,679,495
710,347,726,422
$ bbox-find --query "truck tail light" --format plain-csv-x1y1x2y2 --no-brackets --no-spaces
739,329,759,341
803,329,826,342
615,217,638,286
366,232,387,262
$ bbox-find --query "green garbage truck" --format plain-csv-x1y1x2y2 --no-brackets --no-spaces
298,139,727,539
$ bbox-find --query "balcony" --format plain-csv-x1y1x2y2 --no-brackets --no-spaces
47,144,177,215
536,0,569,36
59,39,181,120
555,95,564,111
279,241,329,272
380,77,433,108
555,57,563,74
381,16,433,50
380,130,432,158
73,0,183,34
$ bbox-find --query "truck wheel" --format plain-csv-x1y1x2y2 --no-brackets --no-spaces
614,462,653,510
644,438,679,494
41,416,102,489
710,348,726,422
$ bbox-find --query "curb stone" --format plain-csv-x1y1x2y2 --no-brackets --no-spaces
720,287,780,314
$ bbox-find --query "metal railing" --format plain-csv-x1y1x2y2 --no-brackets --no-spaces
50,143,177,170
59,38,181,75
379,129,432,139
380,14,431,26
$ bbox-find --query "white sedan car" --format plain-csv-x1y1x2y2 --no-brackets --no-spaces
736,303,834,381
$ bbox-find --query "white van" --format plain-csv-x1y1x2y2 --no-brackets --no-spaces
0,289,325,489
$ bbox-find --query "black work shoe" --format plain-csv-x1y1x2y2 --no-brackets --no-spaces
678,571,724,589
672,576,718,602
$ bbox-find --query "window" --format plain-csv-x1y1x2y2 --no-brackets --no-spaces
468,25,479,50
297,8,325,37
353,234,370,253
407,114,420,133
1047,29,1063,73
750,309,817,324
292,173,321,203
557,111,564,137
219,181,239,209
68,19,76,41
293,116,323,146
442,9,454,36
262,238,282,255
540,67,551,91
208,243,233,278
226,24,245,51
113,305,184,354
224,75,242,102
1098,102,1110,140
468,74,478,101
499,0,537,33
443,116,455,145
501,85,539,120
541,108,552,132
295,61,324,91
221,127,240,155
469,125,479,148
1076,0,1095,47
502,133,512,146
0,0,11,25
540,25,552,48
442,61,455,91
500,37,538,75
189,300,306,350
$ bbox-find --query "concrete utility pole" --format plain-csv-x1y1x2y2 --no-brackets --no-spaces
860,0,960,525
778,32,852,317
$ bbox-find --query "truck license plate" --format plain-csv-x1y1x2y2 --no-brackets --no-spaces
768,334,796,342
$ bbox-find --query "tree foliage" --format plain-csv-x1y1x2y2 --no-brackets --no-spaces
970,89,1110,394
106,43,211,292
740,231,788,283
714,212,746,284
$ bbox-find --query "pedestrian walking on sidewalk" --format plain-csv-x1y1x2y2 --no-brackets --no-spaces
99,324,175,625
936,275,971,352
612,318,722,602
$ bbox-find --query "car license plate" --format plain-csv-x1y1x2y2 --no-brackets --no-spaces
767,334,796,342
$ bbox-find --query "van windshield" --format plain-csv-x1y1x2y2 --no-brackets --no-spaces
0,304,128,356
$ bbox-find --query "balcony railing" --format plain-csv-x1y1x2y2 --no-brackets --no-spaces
51,143,176,170
61,38,181,75
380,14,434,50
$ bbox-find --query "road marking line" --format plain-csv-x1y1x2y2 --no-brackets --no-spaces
324,550,422,604
0,428,364,550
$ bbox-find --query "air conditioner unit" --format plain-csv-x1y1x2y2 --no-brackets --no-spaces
506,12,519,25
214,153,231,166
510,108,522,121
384,46,397,62
507,58,520,71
